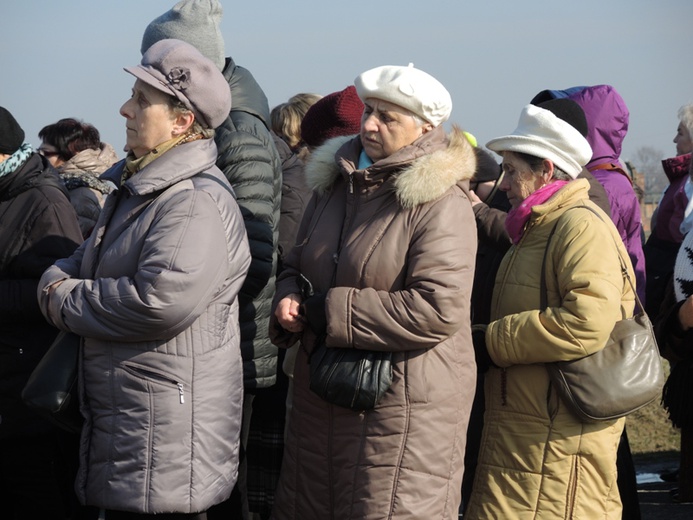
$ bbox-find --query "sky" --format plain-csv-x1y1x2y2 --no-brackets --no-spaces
2,0,692,169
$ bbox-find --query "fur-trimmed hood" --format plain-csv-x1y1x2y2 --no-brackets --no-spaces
304,126,477,209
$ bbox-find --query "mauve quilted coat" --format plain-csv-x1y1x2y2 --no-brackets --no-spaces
270,127,478,520
38,138,251,514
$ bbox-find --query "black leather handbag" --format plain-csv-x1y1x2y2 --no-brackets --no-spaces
309,342,392,411
298,274,393,411
22,331,83,433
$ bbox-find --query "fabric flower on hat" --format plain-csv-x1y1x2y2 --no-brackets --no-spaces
166,67,191,91
354,64,452,127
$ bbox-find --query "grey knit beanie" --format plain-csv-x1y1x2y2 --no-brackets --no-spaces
141,0,225,71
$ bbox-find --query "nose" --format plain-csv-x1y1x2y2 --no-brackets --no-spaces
362,114,378,133
120,98,133,119
498,174,510,192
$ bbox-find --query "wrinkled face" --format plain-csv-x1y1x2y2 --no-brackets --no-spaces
674,121,693,156
360,98,430,162
498,151,546,208
120,80,177,159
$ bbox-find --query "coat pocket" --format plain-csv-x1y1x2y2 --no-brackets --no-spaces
121,362,186,404
118,361,192,495
405,349,430,404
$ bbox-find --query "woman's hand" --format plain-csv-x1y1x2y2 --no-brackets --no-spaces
275,293,305,333
46,280,64,294
678,295,693,331
468,189,482,207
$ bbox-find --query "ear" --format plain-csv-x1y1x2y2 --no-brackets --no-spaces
421,122,434,135
542,159,555,183
171,111,195,136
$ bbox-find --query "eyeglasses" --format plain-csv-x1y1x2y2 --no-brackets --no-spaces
37,148,60,158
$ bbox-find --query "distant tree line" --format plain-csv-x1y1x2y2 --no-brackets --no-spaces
627,146,668,204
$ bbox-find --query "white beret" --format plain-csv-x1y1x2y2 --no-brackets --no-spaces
485,104,592,179
354,64,452,127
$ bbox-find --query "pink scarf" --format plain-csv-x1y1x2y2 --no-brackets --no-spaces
505,181,569,244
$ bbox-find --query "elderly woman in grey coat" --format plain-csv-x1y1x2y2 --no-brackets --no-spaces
38,39,251,519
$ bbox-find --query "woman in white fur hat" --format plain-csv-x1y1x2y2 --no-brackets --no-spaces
269,64,478,519
465,99,635,519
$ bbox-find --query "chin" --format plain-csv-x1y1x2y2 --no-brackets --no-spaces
363,145,384,162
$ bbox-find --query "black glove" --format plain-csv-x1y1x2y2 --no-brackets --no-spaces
472,325,496,373
301,292,328,336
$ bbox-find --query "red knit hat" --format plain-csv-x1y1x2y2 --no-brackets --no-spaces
300,85,364,148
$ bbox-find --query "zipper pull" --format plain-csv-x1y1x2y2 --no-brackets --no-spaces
177,383,185,404
348,174,354,194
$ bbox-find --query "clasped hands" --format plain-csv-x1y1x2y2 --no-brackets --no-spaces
275,292,327,335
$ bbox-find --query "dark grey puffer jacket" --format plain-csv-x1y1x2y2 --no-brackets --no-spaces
215,57,282,389
38,139,251,513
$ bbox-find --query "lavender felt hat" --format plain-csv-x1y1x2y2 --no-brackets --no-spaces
125,39,231,129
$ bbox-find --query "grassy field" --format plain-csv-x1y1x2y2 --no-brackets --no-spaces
626,359,680,454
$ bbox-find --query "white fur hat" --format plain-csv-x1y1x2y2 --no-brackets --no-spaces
354,64,452,127
486,104,592,179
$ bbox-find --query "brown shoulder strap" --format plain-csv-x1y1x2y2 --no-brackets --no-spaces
588,162,632,185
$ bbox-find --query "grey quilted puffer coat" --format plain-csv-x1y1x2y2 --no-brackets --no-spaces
38,138,251,514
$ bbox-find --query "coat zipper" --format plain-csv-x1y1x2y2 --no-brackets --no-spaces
566,455,579,518
122,364,185,404
492,220,537,407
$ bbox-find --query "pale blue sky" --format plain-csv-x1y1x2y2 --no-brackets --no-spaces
2,0,691,166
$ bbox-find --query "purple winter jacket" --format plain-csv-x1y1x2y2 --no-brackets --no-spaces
569,85,646,302
654,153,691,244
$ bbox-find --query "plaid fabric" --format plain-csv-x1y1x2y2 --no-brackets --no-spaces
246,364,288,519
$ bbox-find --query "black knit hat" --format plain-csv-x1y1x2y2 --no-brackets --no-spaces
0,106,25,155
472,147,502,183
536,98,588,137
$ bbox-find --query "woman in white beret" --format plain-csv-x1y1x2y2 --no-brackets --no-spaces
38,39,251,518
269,64,478,519
464,99,635,519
